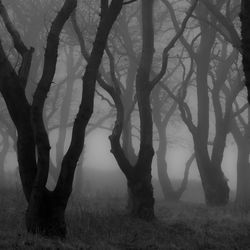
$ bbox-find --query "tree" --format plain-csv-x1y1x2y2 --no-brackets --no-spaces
160,0,244,206
223,66,250,210
230,101,250,210
73,0,197,217
106,0,156,219
152,76,195,202
240,1,250,103
0,0,123,237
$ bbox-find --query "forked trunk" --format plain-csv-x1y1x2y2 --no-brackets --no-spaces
0,0,126,239
127,172,154,220
156,136,194,202
198,160,229,206
202,176,229,206
157,149,179,202
25,189,66,238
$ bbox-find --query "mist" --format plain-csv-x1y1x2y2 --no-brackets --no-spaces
1,0,250,248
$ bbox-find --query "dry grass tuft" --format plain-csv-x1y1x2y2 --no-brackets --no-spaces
1,189,250,249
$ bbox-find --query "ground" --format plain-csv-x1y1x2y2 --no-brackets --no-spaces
1,187,250,250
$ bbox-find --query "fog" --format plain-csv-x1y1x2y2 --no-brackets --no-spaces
0,0,243,206
3,0,250,247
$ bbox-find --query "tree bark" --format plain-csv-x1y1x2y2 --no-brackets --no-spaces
25,188,67,237
166,2,231,206
54,0,124,208
194,137,229,206
0,132,9,188
0,0,77,237
235,143,250,210
125,0,155,219
231,112,250,210
240,0,250,103
156,129,194,202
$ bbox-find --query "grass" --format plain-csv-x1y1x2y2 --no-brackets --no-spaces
1,187,250,249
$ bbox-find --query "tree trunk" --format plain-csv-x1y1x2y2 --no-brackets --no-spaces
73,152,84,196
235,143,250,210
241,0,250,103
156,129,179,201
0,0,76,238
25,188,66,237
195,145,229,206
127,161,155,220
0,132,9,188
203,170,229,206
129,0,155,219
156,142,194,202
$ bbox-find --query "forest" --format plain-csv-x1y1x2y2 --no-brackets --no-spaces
0,0,250,249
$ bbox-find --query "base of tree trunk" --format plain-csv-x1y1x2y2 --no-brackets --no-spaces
204,178,229,206
127,180,155,220
235,199,250,213
163,192,182,203
25,190,66,238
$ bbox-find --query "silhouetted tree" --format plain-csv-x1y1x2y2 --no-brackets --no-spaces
73,0,197,217
0,0,123,237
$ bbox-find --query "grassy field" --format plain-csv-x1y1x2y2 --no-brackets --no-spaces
1,188,250,249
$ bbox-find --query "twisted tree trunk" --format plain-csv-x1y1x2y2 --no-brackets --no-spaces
0,0,123,237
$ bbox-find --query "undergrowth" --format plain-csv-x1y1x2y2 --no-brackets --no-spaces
1,188,250,249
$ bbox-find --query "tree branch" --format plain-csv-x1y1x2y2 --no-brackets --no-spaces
200,0,241,52
150,0,198,89
31,0,77,189
0,0,34,88
123,0,137,5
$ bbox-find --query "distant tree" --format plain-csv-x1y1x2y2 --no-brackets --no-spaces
161,0,243,206
152,75,195,202
230,100,250,210
224,68,250,210
0,0,123,237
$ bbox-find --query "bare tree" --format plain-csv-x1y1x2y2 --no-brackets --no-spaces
152,79,195,202
0,0,123,237
160,0,244,206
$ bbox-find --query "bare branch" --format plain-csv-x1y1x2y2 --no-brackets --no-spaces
232,103,248,119
0,1,28,55
96,89,115,107
161,0,198,60
150,0,198,89
71,9,116,98
123,0,137,5
0,0,34,88
31,0,77,189
200,0,241,52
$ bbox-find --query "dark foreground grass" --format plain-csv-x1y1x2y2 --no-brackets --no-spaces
1,188,250,249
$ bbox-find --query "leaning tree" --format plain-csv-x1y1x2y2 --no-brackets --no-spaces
0,0,123,237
